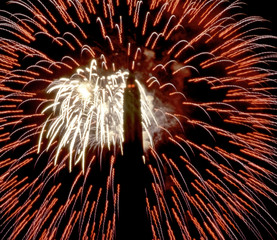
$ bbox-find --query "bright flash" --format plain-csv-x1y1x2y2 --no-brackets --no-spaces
78,83,91,99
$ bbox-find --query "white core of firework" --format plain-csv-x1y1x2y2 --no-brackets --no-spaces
38,60,159,172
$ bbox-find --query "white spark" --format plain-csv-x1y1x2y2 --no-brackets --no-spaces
38,59,162,172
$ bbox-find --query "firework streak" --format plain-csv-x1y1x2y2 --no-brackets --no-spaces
0,0,277,239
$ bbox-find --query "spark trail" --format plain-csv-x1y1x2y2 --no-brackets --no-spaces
0,0,277,239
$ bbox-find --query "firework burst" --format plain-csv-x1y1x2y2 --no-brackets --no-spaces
0,0,277,239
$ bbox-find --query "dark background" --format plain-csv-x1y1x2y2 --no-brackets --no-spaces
244,0,277,35
0,0,276,239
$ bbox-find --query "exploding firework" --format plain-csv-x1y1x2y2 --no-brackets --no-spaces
0,0,276,239
37,59,159,172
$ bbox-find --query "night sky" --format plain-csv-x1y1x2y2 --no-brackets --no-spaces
245,0,277,35
0,0,276,239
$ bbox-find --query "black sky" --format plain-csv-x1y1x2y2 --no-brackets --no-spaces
0,0,276,239
244,0,277,35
